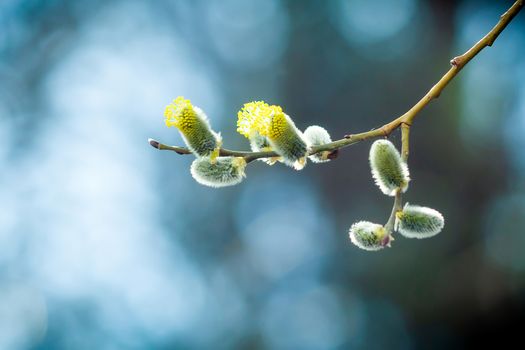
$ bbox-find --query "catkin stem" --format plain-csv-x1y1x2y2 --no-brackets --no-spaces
385,189,403,233
384,123,411,233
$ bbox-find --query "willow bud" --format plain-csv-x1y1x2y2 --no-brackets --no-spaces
304,125,332,163
395,203,444,238
165,97,222,161
369,140,410,196
349,221,393,251
190,157,247,188
237,101,308,170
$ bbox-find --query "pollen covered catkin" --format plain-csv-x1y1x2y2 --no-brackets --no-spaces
369,139,410,196
267,112,308,170
395,203,444,238
165,97,222,161
237,101,308,170
190,157,247,188
304,125,332,163
349,221,392,251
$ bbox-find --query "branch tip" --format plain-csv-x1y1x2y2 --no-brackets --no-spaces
149,138,160,149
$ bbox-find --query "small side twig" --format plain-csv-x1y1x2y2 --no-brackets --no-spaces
384,123,411,233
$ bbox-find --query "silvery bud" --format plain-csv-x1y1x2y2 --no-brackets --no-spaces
369,140,410,196
349,221,393,251
304,125,332,163
190,157,247,188
395,203,444,238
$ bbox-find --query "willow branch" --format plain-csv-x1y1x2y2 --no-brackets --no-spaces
147,138,271,160
149,0,523,162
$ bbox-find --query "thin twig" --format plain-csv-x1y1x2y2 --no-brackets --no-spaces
384,189,403,234
384,124,411,233
149,1,523,162
400,123,410,162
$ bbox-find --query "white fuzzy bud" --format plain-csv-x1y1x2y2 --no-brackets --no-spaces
304,125,332,163
395,203,444,238
369,140,410,196
349,221,392,251
190,157,247,188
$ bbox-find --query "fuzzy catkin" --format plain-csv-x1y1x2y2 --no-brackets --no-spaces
266,113,308,170
237,101,308,170
180,107,221,158
395,203,444,238
190,157,246,188
304,125,332,163
165,97,222,160
369,140,410,196
349,221,391,251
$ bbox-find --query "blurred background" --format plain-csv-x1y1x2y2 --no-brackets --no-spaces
1,0,524,349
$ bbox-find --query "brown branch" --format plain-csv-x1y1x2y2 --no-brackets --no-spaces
149,0,523,162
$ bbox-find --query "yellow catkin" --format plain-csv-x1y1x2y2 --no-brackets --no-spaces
237,101,275,138
237,100,307,170
164,96,221,160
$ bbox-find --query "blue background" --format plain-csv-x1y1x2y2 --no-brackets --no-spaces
0,0,524,349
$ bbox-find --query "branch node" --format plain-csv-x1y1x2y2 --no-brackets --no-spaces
380,126,390,137
450,56,463,67
327,149,339,160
